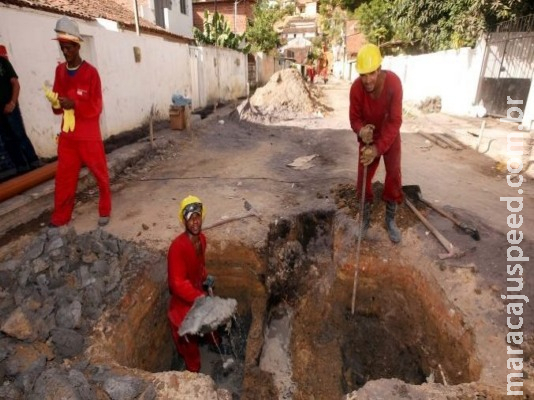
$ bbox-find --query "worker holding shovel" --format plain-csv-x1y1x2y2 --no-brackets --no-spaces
167,195,221,372
349,43,403,243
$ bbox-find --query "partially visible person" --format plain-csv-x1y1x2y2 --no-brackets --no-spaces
349,43,403,243
167,195,218,372
317,52,329,84
306,60,316,84
0,44,40,177
44,17,111,227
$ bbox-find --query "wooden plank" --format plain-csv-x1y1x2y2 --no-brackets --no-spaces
417,132,449,149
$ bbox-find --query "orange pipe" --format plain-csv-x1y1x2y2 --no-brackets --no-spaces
0,161,57,203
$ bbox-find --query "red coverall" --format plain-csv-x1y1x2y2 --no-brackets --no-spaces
349,70,403,204
50,61,111,226
167,231,208,372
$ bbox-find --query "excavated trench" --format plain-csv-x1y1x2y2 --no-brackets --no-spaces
93,210,481,398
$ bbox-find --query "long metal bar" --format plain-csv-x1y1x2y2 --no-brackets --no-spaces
351,165,367,315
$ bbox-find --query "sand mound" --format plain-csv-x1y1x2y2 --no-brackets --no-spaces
235,68,329,123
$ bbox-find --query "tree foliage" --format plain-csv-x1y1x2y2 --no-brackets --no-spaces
245,1,292,54
193,11,250,53
353,0,534,53
316,0,350,59
354,0,394,47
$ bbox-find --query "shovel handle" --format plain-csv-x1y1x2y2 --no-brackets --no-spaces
420,199,480,240
405,198,455,254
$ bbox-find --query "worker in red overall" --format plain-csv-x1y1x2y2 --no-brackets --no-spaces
167,195,217,372
349,43,403,243
45,16,111,227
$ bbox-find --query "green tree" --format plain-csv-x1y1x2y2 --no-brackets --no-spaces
354,0,394,47
193,10,250,53
354,0,534,53
317,0,350,55
245,1,292,53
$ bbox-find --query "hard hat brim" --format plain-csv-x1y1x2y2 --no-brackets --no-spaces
53,32,83,43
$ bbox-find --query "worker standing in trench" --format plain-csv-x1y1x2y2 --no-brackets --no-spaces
167,195,222,372
44,16,111,227
349,43,403,243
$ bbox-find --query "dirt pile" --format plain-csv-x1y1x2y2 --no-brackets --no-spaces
236,68,330,123
332,182,421,229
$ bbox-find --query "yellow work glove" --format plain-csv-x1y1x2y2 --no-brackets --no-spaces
359,124,375,144
43,84,60,109
62,109,75,132
360,144,378,167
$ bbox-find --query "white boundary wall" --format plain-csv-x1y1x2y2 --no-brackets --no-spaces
199,46,248,105
381,44,486,116
0,5,247,158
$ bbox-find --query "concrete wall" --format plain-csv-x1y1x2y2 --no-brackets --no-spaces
255,54,292,87
304,2,317,17
381,45,485,116
255,53,277,87
0,5,247,159
165,0,194,39
195,46,248,105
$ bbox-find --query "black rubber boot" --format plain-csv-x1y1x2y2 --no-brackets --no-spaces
359,202,372,239
385,202,401,243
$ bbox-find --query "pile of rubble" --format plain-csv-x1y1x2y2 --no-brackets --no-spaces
236,68,329,123
0,226,161,399
418,96,442,113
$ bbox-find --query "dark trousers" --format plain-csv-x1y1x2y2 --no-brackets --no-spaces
0,105,39,173
0,133,16,181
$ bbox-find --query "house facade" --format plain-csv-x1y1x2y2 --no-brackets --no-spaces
112,0,195,39
192,0,255,34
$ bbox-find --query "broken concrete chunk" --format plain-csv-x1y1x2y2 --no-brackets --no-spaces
50,328,84,359
1,307,35,341
179,296,238,337
55,300,82,329
103,375,146,400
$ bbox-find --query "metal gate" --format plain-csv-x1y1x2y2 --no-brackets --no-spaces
475,14,534,117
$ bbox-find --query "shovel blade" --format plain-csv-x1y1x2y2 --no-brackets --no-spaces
402,185,423,202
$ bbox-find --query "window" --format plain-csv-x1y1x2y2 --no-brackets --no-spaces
154,0,165,27
180,0,187,15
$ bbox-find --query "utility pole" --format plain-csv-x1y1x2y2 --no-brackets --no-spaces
133,0,140,36
234,0,237,33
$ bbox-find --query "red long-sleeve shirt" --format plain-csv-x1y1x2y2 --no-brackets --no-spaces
52,61,103,140
349,70,403,155
167,232,207,328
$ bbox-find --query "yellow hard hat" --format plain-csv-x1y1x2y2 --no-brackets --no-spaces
356,44,382,75
179,195,205,223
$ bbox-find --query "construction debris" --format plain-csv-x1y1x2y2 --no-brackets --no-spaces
179,295,238,336
287,154,318,170
235,68,329,123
